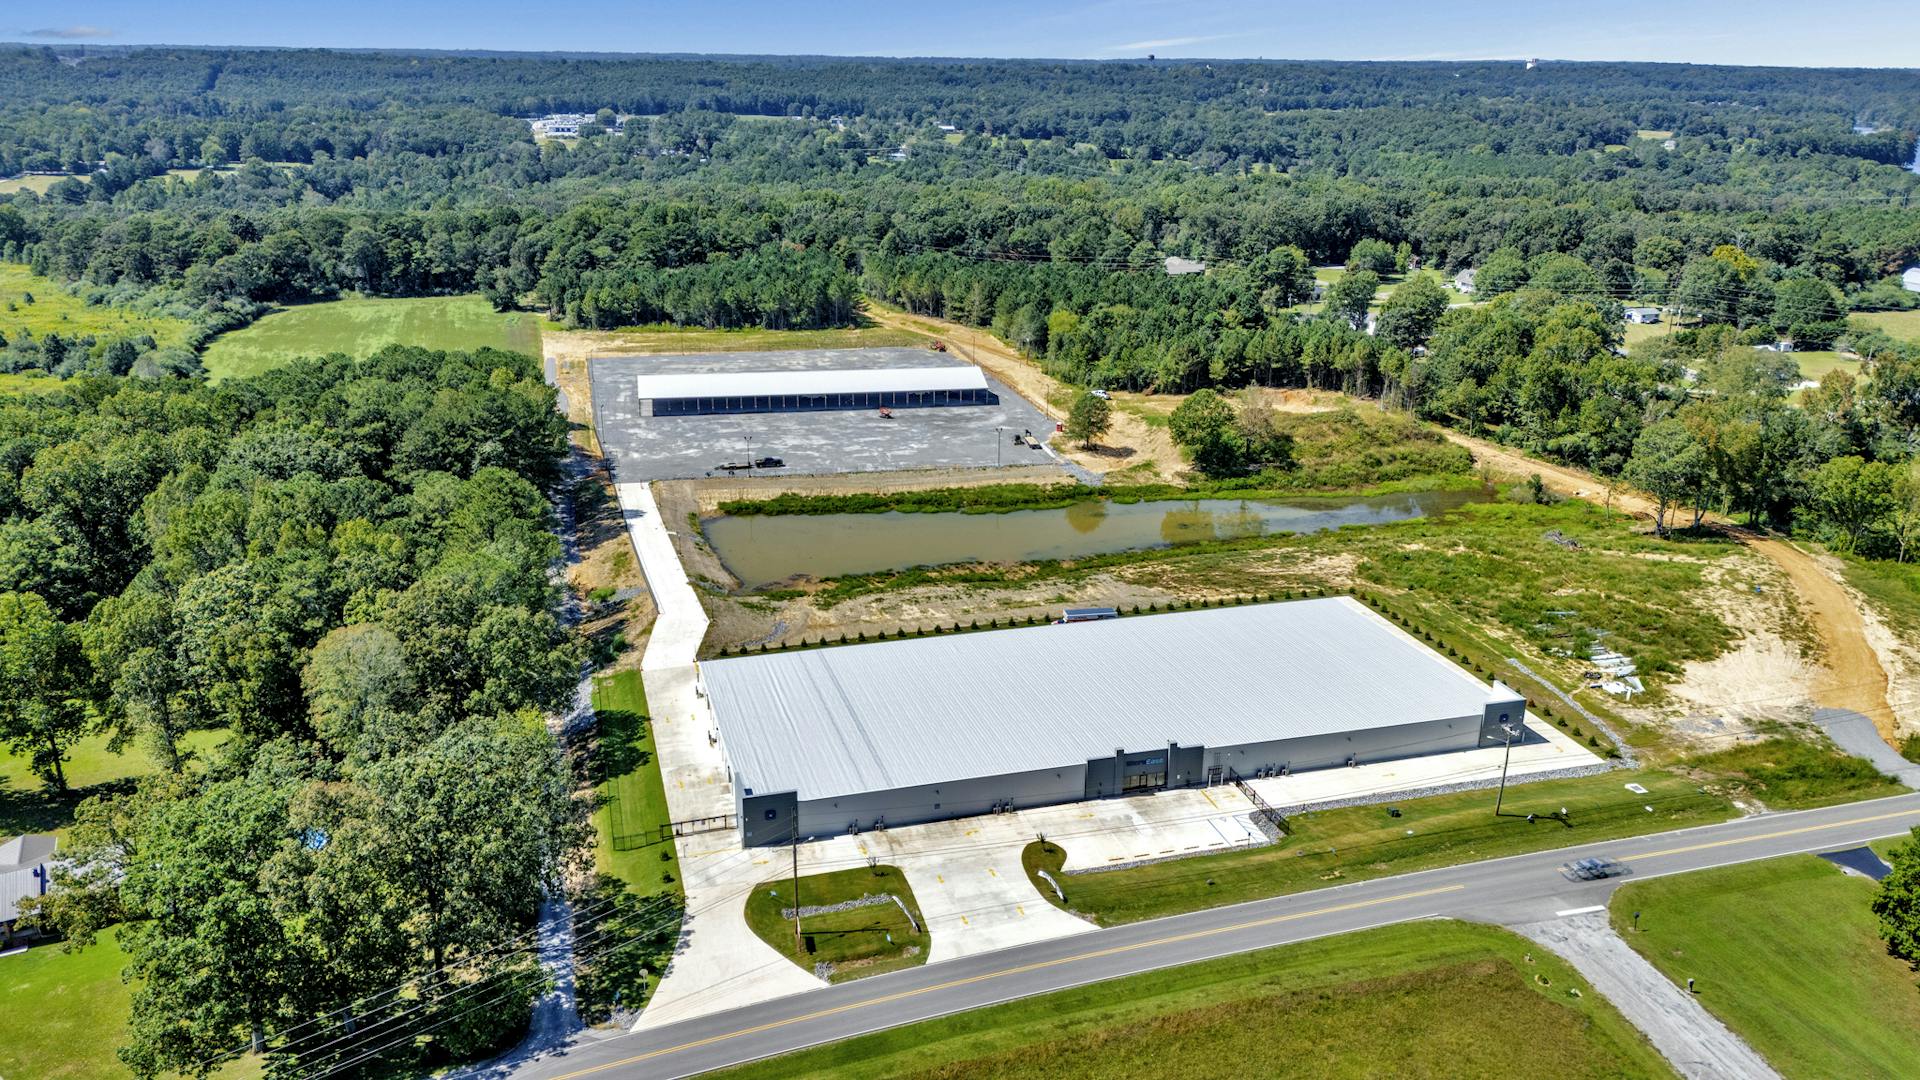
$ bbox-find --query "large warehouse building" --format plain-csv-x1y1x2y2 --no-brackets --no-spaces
635,366,996,417
702,597,1528,846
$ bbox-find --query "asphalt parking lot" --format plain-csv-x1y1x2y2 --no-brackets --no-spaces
586,347,1063,481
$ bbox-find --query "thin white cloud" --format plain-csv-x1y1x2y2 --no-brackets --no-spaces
23,26,114,40
1105,33,1232,53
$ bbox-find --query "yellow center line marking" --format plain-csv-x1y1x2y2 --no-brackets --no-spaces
1625,807,1920,860
545,883,1466,1079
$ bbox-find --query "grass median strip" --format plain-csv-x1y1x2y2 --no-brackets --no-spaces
1611,853,1920,1078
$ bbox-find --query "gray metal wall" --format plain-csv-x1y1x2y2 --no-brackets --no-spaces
1084,743,1206,799
1204,714,1482,778
1480,684,1528,744
794,761,1088,839
735,705,1519,846
739,789,799,847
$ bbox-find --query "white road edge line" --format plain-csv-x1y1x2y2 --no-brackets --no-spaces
1553,905,1606,917
650,912,1452,1080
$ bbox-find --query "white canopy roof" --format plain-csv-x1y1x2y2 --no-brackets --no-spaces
636,366,987,401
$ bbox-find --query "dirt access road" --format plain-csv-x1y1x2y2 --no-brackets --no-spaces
1446,428,1897,740
862,304,1186,477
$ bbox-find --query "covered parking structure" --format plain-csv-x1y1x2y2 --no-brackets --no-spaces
637,366,995,417
701,596,1529,846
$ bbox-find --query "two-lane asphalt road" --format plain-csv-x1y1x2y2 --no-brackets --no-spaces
511,793,1920,1080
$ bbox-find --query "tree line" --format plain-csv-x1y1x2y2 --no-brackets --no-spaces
0,346,666,1077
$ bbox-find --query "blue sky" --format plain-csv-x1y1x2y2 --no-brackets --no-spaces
5,0,1917,68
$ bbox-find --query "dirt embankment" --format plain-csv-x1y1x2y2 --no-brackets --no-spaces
1444,428,1899,740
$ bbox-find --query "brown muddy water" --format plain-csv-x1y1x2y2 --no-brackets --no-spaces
705,488,1493,588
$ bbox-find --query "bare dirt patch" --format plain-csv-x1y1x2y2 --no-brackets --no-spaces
862,304,1184,479
1441,426,1894,739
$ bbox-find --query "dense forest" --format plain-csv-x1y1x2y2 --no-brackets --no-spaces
0,346,697,1076
7,45,1920,1073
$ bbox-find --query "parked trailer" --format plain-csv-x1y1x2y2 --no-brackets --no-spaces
1055,607,1120,624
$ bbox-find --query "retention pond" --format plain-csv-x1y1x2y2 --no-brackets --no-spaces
705,488,1494,588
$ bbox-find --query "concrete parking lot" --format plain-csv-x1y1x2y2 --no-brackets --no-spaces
588,347,1063,482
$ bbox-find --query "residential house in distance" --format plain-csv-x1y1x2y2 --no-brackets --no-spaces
529,112,624,139
1164,255,1208,276
1453,267,1477,294
0,834,56,947
1625,306,1662,324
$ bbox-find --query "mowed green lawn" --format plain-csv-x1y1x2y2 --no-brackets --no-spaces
1,728,229,837
0,927,134,1080
1027,768,1734,926
0,927,263,1080
1,263,195,352
1854,309,1920,344
1790,350,1860,383
1611,853,1920,1078
200,294,542,381
0,174,75,195
744,865,929,982
710,920,1675,1080
590,670,681,898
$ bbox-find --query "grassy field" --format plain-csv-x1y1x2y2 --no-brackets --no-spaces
589,670,681,897
744,864,929,982
0,928,263,1080
712,920,1674,1080
1854,308,1920,344
2,728,229,838
1611,854,1920,1078
1681,737,1904,809
1024,768,1732,926
0,370,64,395
0,174,76,195
200,294,542,380
1790,350,1859,382
1623,319,1673,351
0,263,195,351
1837,554,1920,640
550,322,921,355
0,927,135,1080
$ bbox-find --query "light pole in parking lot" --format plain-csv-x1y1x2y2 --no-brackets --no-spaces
996,426,1004,467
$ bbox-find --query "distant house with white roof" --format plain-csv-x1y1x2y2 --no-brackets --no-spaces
1,834,56,945
1625,307,1662,324
1164,256,1208,276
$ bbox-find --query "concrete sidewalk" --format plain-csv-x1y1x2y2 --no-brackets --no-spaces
1516,912,1781,1080
616,482,826,1029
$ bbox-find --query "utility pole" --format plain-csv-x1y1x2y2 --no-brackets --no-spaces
996,425,1004,467
790,809,802,950
1494,722,1520,816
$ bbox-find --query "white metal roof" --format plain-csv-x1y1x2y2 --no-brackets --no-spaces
636,366,987,401
703,597,1517,801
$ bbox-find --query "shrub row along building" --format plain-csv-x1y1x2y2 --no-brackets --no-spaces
635,366,995,417
701,597,1528,846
